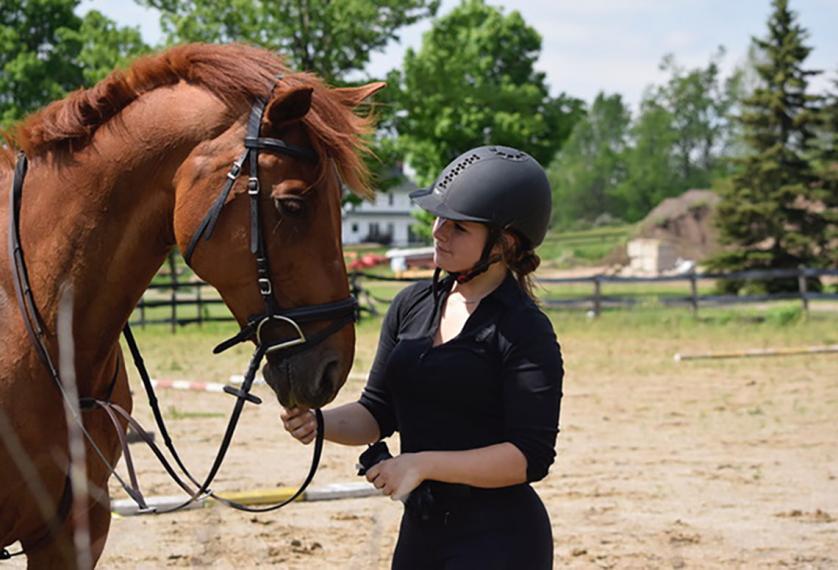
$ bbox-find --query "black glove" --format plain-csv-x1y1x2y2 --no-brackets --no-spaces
356,441,438,520
357,440,393,476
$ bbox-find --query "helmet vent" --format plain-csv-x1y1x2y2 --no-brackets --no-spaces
436,153,482,190
489,147,527,161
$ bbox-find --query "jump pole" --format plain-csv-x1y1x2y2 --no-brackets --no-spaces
674,344,838,362
111,481,382,516
147,372,370,395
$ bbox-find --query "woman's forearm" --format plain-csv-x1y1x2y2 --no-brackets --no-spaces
322,402,381,445
418,442,528,488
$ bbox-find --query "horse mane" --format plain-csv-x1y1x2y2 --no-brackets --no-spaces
1,43,374,197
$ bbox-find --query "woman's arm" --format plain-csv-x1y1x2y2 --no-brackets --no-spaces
364,443,527,501
280,402,380,446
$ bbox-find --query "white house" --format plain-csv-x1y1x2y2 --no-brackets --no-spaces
342,174,423,246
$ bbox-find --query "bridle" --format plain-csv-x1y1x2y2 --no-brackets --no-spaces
4,77,358,558
182,77,357,360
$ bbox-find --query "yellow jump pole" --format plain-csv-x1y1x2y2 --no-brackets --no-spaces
111,482,382,516
674,344,838,362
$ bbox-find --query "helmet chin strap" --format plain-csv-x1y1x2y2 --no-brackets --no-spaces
451,254,503,283
446,225,504,285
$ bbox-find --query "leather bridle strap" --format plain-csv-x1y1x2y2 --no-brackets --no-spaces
182,149,249,265
7,152,156,511
211,297,358,355
8,154,56,381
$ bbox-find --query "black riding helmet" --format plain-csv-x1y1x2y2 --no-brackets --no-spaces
409,145,552,248
409,145,552,284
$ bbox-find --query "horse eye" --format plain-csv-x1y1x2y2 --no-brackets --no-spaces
274,197,306,218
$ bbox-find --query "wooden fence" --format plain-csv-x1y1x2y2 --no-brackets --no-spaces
130,257,838,329
351,266,838,318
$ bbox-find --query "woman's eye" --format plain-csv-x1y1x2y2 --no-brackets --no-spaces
454,223,466,232
275,197,306,218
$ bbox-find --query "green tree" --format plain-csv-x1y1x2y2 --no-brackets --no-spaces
391,0,584,186
547,93,630,229
0,1,149,127
614,99,678,222
710,0,830,290
654,51,737,187
71,10,150,84
139,0,440,83
814,77,838,267
1,0,83,125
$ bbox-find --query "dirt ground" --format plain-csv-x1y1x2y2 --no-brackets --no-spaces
12,312,835,569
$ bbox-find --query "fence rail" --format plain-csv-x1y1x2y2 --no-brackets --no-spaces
130,260,838,329
353,267,838,318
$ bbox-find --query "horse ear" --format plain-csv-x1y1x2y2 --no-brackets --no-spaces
265,86,314,126
334,82,386,108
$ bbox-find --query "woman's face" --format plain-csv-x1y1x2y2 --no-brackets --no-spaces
432,217,489,272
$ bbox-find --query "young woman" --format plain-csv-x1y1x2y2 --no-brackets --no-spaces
281,145,564,569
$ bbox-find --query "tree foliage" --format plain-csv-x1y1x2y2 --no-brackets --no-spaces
139,0,440,83
0,0,149,128
548,93,630,229
548,51,744,230
390,0,584,186
709,0,833,288
813,77,838,267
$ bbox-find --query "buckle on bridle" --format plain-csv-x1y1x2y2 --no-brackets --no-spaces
226,159,244,180
258,278,272,296
247,177,260,195
257,315,308,354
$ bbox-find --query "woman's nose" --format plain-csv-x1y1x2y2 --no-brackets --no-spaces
432,218,449,241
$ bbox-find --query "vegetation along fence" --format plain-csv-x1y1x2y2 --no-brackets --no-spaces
131,255,838,329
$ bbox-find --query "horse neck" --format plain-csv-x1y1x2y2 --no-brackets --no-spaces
16,85,235,376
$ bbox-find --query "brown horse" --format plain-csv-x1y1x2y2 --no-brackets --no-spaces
0,43,383,568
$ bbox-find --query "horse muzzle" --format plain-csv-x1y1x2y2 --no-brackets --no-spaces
262,348,345,409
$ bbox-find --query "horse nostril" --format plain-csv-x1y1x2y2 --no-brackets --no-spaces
321,360,339,395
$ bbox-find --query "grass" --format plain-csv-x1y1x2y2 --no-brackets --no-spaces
539,224,634,268
125,296,837,385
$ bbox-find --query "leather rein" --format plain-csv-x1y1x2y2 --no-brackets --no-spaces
3,78,357,558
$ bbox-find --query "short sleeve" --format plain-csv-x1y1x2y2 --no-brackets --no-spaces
501,312,564,482
357,291,404,438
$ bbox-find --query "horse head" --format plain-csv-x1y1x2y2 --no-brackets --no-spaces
173,78,384,409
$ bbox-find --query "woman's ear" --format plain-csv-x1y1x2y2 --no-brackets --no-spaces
494,230,518,256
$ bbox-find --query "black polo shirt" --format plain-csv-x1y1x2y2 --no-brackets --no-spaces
358,273,564,482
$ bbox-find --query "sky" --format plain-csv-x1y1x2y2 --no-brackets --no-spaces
79,0,838,111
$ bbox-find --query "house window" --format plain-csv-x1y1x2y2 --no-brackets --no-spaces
388,193,394,207
369,222,380,239
351,223,358,233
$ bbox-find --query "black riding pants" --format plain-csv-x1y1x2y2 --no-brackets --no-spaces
391,484,552,570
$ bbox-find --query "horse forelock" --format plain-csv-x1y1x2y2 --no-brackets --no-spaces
4,43,374,197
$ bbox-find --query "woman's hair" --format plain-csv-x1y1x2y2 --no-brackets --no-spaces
499,229,541,301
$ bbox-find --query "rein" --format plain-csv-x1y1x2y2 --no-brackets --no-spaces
4,78,357,557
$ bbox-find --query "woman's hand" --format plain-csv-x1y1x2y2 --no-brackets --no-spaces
365,453,426,501
280,406,317,444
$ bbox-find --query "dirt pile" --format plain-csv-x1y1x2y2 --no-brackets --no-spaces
636,189,721,260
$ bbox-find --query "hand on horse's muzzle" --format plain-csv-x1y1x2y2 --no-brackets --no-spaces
280,407,317,444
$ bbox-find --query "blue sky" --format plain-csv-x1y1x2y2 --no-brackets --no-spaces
79,0,837,110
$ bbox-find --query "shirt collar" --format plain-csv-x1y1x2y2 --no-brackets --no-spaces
484,271,522,308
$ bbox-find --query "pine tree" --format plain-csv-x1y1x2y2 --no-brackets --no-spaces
710,0,831,292
815,78,838,268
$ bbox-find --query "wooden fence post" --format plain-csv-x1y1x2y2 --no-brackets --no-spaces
798,266,809,316
196,282,203,326
169,252,178,333
593,276,602,318
689,271,699,317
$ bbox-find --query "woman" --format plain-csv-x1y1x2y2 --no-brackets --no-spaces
281,145,564,569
